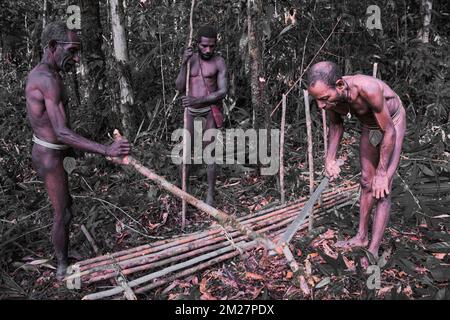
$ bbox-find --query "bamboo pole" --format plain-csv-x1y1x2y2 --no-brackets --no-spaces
182,0,196,230
321,109,327,156
82,195,358,299
303,90,315,231
279,94,287,204
75,194,355,283
74,183,358,272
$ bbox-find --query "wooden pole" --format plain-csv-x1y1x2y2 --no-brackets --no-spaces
372,62,378,78
182,0,196,230
303,90,315,232
279,94,287,204
321,109,327,156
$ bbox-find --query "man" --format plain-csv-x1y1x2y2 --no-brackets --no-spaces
25,22,131,280
306,61,406,264
175,26,228,206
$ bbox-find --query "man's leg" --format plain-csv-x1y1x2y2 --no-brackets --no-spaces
336,128,379,249
35,148,73,280
204,112,217,206
367,110,406,258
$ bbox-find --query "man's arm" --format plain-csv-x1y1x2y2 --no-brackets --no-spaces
181,58,228,108
324,109,344,180
42,77,129,156
325,109,344,163
361,83,396,175
361,82,396,198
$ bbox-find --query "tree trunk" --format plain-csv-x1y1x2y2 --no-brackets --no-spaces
109,0,134,137
247,0,268,130
419,0,433,43
80,0,107,137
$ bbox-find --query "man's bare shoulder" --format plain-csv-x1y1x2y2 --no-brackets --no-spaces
213,55,227,68
27,66,61,95
350,74,383,97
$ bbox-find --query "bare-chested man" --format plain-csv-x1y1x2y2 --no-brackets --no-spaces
25,22,131,279
175,26,228,206
306,61,406,263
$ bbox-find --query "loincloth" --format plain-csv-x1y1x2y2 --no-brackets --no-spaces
363,106,402,147
32,134,69,150
187,106,211,118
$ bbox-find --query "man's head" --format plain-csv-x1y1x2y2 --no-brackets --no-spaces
307,61,346,110
196,26,217,61
41,21,81,72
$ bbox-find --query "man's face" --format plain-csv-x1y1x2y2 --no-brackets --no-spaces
55,31,81,72
308,80,345,110
197,36,216,60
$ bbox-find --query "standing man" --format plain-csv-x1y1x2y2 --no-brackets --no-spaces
175,26,228,206
306,61,406,263
25,22,131,280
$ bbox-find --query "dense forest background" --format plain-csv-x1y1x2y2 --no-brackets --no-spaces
0,0,449,300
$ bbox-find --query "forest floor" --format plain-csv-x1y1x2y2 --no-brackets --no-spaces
1,134,449,300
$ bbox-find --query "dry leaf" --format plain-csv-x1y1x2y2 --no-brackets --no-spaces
245,272,265,281
299,275,310,296
285,271,293,279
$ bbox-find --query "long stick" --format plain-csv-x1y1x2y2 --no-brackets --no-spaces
304,90,315,231
77,195,355,285
75,183,358,271
372,62,378,78
79,194,353,283
279,94,287,204
322,109,327,156
182,0,196,229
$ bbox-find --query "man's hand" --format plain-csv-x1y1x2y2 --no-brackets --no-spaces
181,96,200,108
182,47,194,65
325,159,342,181
105,139,131,164
372,172,390,199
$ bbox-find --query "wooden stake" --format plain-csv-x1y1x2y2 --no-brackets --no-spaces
182,0,196,230
303,90,315,232
372,62,378,78
321,109,327,156
279,94,287,204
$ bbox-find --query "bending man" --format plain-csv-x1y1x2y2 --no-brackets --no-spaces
306,61,406,262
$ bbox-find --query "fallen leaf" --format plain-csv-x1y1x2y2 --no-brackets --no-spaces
377,286,394,297
285,271,293,280
245,272,264,281
433,253,447,260
299,275,310,296
315,277,330,289
321,229,336,240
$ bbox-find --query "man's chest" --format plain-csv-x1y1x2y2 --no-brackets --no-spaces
336,99,373,118
190,60,218,79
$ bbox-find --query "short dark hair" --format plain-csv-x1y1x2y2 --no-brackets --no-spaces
41,21,70,49
306,61,343,87
197,26,217,41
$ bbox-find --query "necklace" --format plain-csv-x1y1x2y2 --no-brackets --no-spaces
343,79,352,119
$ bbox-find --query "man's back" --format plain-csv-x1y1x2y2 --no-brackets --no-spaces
26,65,66,144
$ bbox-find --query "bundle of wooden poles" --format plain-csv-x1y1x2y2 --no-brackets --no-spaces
69,182,358,300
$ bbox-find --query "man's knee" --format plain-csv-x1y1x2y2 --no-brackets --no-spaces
360,175,373,191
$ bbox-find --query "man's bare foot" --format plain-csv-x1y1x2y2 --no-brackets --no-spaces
55,261,68,281
335,235,369,250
